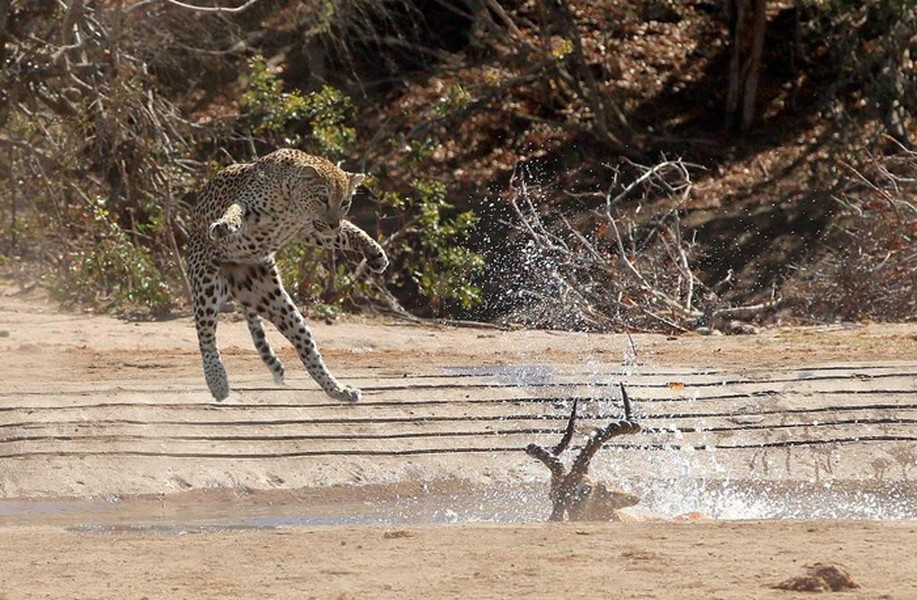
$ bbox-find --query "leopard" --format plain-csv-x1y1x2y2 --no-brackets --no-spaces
186,148,389,403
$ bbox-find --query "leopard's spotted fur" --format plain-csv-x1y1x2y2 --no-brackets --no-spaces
187,149,388,402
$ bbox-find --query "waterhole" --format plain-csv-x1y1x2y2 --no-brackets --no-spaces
1,476,914,536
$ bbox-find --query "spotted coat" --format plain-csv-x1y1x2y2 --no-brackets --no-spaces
186,149,388,402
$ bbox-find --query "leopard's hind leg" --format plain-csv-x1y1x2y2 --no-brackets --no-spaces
244,308,285,384
226,262,360,402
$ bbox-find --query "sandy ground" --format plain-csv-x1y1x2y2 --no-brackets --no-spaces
1,281,916,599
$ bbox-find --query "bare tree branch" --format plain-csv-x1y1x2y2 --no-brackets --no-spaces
128,0,261,13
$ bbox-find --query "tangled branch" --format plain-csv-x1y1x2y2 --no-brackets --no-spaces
504,158,777,333
783,145,917,322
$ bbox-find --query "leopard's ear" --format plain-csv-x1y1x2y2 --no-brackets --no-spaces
347,172,365,192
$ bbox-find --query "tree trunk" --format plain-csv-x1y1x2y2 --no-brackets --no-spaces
880,5,914,148
725,0,767,133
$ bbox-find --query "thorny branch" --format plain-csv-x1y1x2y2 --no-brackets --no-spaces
0,0,210,311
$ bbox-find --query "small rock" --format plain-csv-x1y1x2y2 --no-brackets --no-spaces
775,574,829,592
807,563,860,591
775,562,859,593
383,530,413,539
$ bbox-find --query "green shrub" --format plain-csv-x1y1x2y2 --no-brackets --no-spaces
275,244,368,320
240,55,356,158
379,179,484,315
50,199,172,316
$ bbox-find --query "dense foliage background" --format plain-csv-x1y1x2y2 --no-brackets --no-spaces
0,0,914,331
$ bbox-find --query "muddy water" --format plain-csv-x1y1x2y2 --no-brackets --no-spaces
1,477,914,535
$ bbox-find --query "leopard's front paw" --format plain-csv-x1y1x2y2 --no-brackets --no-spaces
209,220,238,241
366,246,389,274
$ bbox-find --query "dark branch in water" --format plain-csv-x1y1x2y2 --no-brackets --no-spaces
620,382,634,420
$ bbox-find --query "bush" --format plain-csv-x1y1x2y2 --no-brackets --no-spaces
783,150,917,322
49,199,173,317
240,55,356,158
382,179,484,315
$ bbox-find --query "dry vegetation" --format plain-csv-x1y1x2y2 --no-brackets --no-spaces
0,0,914,329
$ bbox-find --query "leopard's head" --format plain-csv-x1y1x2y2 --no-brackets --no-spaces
321,169,364,233
292,160,364,234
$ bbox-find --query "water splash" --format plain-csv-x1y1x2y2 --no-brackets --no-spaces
487,357,917,523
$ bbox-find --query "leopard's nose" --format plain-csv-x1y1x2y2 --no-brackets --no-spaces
324,209,341,230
